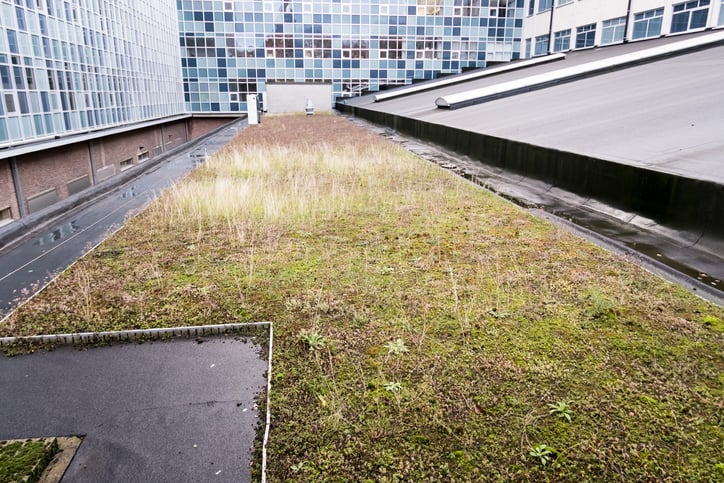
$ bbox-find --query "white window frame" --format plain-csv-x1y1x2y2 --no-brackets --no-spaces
538,0,553,14
601,16,626,45
553,29,570,52
671,0,711,33
632,8,664,39
534,34,549,56
575,23,596,49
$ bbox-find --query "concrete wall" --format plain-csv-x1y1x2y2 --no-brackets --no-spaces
265,83,334,114
338,102,724,240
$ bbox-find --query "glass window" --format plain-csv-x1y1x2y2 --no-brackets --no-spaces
0,65,12,89
7,30,19,54
5,94,17,113
534,34,549,56
538,0,552,13
553,29,570,52
671,0,711,33
417,0,441,16
16,7,27,31
601,17,626,45
575,23,596,49
633,8,664,39
558,0,573,5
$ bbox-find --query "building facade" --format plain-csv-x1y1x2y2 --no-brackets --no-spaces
0,0,185,148
177,0,525,113
522,0,724,58
0,0,188,225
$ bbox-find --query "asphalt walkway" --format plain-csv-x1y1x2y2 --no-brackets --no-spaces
0,335,266,482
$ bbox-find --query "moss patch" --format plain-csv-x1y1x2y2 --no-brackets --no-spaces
0,438,58,483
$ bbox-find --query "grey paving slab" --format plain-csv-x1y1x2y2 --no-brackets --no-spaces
0,335,267,482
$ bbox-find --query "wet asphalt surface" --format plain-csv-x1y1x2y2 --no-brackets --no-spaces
0,119,246,320
0,336,267,482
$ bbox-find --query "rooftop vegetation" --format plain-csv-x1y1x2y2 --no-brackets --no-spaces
2,114,722,481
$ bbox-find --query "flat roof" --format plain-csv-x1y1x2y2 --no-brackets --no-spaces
345,31,724,184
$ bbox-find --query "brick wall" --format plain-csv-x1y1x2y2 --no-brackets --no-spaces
5,116,232,220
189,117,238,140
16,144,91,213
163,120,189,152
0,159,18,221
94,127,163,173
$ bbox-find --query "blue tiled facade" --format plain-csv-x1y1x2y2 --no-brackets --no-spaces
177,0,524,113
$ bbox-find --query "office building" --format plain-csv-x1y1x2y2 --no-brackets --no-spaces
522,0,724,58
0,0,224,226
177,0,525,112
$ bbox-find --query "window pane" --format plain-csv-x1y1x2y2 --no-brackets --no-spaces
671,12,690,32
690,9,708,28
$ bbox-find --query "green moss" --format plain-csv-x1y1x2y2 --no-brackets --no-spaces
0,439,59,483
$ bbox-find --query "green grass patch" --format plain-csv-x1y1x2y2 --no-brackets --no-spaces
3,114,723,481
0,438,58,483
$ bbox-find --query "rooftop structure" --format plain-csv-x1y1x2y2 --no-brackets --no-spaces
339,31,724,284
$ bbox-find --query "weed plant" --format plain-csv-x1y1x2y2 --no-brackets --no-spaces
2,115,723,481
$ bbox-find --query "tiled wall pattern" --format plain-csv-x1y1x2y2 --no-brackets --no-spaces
177,0,524,112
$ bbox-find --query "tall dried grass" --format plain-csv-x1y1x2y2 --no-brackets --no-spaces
153,116,442,238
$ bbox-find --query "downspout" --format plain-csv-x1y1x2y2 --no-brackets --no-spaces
547,2,556,54
623,0,634,42
88,140,98,185
9,157,26,218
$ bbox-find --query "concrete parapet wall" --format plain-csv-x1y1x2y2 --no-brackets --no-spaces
266,83,333,114
337,103,724,241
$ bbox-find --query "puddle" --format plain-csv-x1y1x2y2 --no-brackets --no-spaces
33,220,81,246
120,186,136,199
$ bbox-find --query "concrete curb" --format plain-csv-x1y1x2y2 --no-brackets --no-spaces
0,117,245,251
0,322,268,347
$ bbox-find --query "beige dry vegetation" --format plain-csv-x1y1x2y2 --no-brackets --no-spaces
2,114,723,481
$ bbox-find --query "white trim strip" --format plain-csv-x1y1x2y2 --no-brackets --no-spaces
373,53,566,102
436,31,724,109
